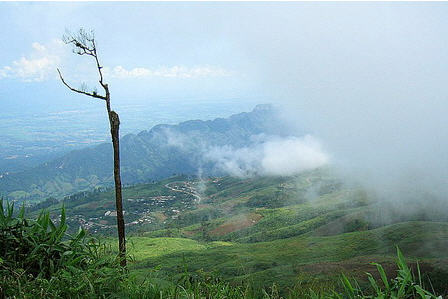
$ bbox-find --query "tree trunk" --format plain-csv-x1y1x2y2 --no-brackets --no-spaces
109,110,126,267
57,30,127,268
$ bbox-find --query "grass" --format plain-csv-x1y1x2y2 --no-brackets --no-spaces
15,169,448,296
2,197,447,297
129,221,448,293
128,237,207,260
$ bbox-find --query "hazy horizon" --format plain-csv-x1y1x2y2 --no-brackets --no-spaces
1,2,448,207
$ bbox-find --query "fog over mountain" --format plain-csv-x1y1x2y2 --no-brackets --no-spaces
203,135,328,178
1,104,324,200
2,3,447,211
220,3,448,211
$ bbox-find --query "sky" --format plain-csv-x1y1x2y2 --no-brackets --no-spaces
1,2,447,113
1,2,448,202
0,2,265,113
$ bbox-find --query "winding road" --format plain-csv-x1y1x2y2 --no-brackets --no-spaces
164,182,202,202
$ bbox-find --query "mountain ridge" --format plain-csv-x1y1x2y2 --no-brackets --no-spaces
0,104,298,201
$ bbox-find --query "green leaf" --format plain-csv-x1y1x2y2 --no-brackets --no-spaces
371,262,390,291
18,204,25,219
366,272,382,296
60,205,66,228
341,274,356,299
396,247,410,273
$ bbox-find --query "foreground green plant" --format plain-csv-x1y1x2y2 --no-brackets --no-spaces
0,200,125,298
0,201,442,298
335,247,441,299
116,248,442,299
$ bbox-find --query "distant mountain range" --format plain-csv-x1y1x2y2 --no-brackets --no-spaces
0,105,299,201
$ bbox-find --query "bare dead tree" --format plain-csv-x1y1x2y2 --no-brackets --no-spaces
57,29,126,267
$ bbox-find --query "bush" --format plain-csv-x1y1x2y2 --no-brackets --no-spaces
0,200,442,298
0,200,124,298
335,247,442,299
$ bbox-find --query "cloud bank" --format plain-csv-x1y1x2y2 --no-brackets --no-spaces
204,135,329,177
227,4,448,206
104,65,232,79
1,40,233,82
0,41,63,82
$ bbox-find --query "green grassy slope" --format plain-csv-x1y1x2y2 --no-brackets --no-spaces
28,168,448,294
129,222,448,291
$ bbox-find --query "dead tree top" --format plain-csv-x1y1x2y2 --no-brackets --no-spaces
57,29,109,102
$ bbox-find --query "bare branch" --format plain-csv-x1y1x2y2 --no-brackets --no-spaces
57,68,106,100
91,39,106,88
63,29,96,57
63,29,107,91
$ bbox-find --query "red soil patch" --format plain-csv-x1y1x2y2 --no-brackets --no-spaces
182,230,197,237
86,202,99,209
153,212,167,222
209,213,263,236
294,256,444,285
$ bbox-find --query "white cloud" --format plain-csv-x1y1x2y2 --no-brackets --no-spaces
204,135,329,177
108,66,151,78
205,145,263,177
104,65,232,79
261,135,329,176
1,40,232,82
0,40,63,82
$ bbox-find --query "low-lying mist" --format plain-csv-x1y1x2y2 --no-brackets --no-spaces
278,93,448,212
217,3,448,218
204,134,329,177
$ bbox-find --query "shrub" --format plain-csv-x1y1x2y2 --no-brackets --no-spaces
0,199,442,299
335,247,442,299
0,200,124,298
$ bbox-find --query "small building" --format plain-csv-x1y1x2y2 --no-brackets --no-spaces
104,210,124,217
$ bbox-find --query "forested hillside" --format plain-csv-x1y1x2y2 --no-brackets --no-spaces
1,105,297,201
